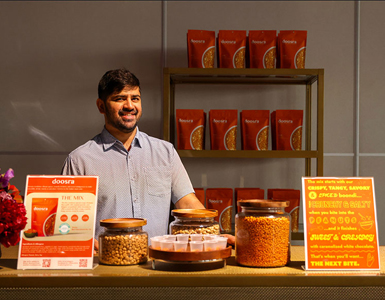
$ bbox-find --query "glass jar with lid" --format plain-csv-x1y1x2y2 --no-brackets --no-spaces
99,218,148,266
235,200,291,267
170,209,220,236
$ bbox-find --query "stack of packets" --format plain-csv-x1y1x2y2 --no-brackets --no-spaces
268,188,300,232
187,29,307,69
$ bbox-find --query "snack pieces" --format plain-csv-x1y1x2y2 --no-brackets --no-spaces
170,224,220,235
268,189,301,232
218,30,247,68
209,109,238,150
187,30,216,68
176,109,205,150
241,110,270,150
99,233,148,265
236,214,290,267
278,30,307,69
248,30,277,69
271,110,303,150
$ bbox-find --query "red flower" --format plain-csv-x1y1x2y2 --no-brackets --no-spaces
0,189,28,248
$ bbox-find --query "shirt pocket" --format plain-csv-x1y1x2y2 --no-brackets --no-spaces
145,167,171,197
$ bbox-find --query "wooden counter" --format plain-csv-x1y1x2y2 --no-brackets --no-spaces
1,245,385,300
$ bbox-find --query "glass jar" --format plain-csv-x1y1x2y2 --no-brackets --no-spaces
235,200,291,267
169,209,220,236
99,218,148,266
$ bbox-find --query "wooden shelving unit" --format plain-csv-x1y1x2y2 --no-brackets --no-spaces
163,67,324,176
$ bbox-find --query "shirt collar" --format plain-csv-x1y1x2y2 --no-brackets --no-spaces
101,127,142,151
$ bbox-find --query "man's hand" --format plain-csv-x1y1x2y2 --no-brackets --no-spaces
220,234,235,246
94,238,99,255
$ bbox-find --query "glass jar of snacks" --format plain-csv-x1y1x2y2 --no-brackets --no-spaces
169,209,220,236
235,200,291,267
99,218,148,266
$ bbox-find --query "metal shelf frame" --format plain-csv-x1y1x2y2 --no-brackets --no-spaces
163,68,324,176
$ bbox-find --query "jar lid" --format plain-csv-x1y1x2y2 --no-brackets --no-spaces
238,199,289,208
100,218,147,228
171,209,218,218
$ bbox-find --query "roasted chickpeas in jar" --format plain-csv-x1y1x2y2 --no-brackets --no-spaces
99,218,148,266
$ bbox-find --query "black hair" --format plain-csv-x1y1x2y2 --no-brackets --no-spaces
98,68,141,101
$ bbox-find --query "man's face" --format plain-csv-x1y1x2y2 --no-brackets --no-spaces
99,86,142,134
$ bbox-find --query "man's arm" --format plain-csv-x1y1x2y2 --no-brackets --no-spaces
175,193,205,209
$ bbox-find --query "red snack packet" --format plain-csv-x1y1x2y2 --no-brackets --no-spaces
218,30,247,68
31,198,58,237
241,110,269,150
194,188,205,207
187,30,216,68
235,188,265,213
209,110,238,150
176,109,205,150
278,30,307,69
271,110,303,150
248,30,277,68
206,188,233,233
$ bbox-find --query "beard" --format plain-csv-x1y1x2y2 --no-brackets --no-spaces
105,106,139,133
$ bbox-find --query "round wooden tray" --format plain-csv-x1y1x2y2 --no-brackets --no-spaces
149,246,232,262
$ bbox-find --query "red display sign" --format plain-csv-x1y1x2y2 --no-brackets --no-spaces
302,177,380,271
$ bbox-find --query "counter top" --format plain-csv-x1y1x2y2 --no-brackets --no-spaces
1,246,385,288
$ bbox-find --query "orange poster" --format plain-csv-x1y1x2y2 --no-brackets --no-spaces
17,175,98,270
302,177,380,271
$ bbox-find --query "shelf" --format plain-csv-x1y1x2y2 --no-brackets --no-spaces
166,68,322,85
177,150,319,159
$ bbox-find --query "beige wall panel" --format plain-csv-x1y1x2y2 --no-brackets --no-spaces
166,1,355,154
0,1,162,153
359,2,385,153
323,156,354,177
359,157,385,245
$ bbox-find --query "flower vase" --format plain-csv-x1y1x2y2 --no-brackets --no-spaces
0,245,2,258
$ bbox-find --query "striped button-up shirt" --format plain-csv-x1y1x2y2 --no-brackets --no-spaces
61,127,194,238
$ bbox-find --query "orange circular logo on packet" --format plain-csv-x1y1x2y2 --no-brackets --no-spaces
43,213,56,236
233,47,246,68
256,126,269,150
224,126,237,150
220,206,232,232
190,125,204,150
71,214,78,222
290,126,302,150
295,47,306,69
263,46,276,69
60,214,68,222
82,214,89,222
202,46,215,68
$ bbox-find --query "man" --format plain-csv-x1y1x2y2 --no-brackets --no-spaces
61,68,205,240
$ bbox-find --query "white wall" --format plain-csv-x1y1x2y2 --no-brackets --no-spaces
1,1,384,243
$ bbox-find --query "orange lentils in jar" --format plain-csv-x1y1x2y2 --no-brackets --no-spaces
235,200,291,267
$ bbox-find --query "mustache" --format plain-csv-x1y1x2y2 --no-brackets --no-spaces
119,108,137,115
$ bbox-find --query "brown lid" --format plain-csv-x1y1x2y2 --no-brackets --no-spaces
171,209,218,218
100,218,147,228
237,199,289,208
